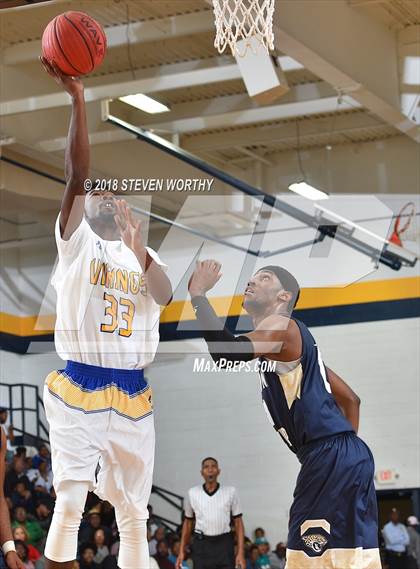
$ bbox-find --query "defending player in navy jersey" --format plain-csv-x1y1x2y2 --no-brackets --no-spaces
188,261,381,569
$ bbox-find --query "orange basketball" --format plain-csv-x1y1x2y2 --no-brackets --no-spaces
41,11,107,76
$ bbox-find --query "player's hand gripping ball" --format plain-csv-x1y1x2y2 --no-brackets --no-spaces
42,11,107,76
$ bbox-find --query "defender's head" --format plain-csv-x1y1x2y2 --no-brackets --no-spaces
85,190,118,222
201,457,220,484
243,266,300,315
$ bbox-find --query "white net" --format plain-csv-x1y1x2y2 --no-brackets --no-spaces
403,212,420,252
212,0,275,57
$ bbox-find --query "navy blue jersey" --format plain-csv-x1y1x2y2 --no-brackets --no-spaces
259,318,353,454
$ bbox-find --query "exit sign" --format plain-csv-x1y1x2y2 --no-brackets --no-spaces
376,469,399,484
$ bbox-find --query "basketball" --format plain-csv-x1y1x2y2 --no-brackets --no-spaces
41,11,106,76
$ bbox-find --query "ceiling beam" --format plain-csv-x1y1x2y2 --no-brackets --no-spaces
34,83,360,151
273,0,419,142
181,111,384,151
347,0,385,5
3,11,215,65
36,129,137,153
0,52,304,117
132,80,340,126
141,94,359,134
0,58,240,116
234,147,274,165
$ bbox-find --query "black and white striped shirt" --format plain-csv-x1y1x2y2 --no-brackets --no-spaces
184,484,242,536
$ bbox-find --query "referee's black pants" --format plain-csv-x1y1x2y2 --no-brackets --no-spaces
192,531,235,569
385,550,409,569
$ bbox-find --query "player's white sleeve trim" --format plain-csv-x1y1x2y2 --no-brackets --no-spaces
231,487,242,517
55,213,92,256
184,491,194,518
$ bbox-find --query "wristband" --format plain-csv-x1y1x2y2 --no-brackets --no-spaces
2,540,16,555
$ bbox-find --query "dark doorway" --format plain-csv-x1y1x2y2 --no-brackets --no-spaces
377,488,420,530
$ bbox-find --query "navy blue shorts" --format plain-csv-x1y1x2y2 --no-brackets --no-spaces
286,432,382,568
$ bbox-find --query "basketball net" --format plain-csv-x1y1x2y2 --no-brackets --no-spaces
389,201,420,252
212,0,275,57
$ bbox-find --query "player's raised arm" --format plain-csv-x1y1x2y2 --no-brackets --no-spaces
326,367,361,433
188,260,254,362
40,57,88,240
188,260,296,362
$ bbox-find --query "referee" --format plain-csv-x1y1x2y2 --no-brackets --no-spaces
176,457,246,569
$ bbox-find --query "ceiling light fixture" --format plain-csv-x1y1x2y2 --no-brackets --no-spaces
288,181,329,200
403,56,420,86
119,94,170,114
288,119,329,200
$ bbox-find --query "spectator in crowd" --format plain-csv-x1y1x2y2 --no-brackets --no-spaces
98,501,115,529
11,481,35,514
92,529,110,564
25,464,40,486
148,505,160,537
32,462,53,497
31,445,51,471
268,542,286,569
15,541,35,569
407,516,420,569
15,447,27,460
12,506,44,546
255,537,271,569
12,527,41,563
254,528,265,541
4,457,30,498
109,540,119,558
101,557,119,569
150,527,166,556
154,540,174,569
382,508,410,569
78,544,100,569
0,407,15,461
79,508,111,545
246,545,260,569
34,501,53,534
168,540,187,569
